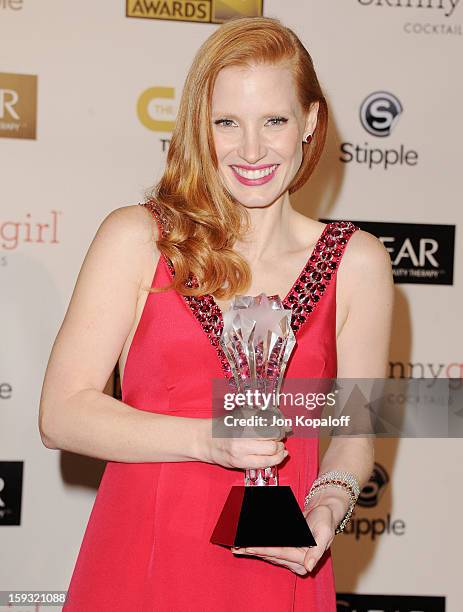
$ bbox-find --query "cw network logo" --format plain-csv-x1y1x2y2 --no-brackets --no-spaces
137,85,176,151
137,86,176,133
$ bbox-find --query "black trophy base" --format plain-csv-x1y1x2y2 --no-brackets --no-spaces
210,486,317,548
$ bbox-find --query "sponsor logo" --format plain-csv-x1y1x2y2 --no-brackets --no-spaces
357,0,459,18
357,0,461,36
403,20,462,34
0,380,13,400
336,592,445,612
342,462,406,540
357,463,389,507
0,210,61,251
0,72,37,140
126,0,263,23
341,91,419,170
388,361,462,379
359,91,402,138
343,511,406,540
137,86,176,133
0,461,23,525
321,219,455,285
359,220,454,285
0,0,24,9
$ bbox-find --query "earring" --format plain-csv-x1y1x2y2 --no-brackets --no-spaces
303,133,313,144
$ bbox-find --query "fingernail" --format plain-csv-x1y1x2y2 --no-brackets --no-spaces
246,548,256,553
307,559,316,572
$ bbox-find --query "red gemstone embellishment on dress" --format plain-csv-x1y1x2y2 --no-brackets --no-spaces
141,200,358,379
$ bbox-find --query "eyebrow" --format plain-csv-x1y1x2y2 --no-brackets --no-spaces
211,110,293,118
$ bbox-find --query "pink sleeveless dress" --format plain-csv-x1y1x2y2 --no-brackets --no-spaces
64,201,359,611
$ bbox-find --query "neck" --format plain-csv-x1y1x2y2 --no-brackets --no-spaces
234,191,297,262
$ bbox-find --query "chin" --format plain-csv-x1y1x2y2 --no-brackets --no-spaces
237,198,276,209
236,192,283,208
226,185,284,208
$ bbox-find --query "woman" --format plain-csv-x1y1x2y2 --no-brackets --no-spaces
39,16,393,612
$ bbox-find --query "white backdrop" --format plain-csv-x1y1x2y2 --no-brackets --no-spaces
1,1,461,611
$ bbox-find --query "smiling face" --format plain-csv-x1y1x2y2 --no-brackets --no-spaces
211,62,318,208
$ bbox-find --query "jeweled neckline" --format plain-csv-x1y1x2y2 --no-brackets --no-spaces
209,222,331,321
141,200,358,379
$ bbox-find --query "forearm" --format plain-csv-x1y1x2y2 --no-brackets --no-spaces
305,436,374,524
318,435,374,488
39,388,209,463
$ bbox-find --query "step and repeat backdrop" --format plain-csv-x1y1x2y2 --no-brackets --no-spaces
1,1,461,611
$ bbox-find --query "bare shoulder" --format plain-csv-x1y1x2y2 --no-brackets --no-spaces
336,229,394,322
335,228,394,375
97,203,160,246
336,229,394,344
94,203,160,280
340,227,393,278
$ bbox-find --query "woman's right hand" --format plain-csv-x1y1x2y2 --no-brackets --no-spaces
207,436,288,469
202,422,289,469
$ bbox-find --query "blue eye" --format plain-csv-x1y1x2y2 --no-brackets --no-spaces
267,117,288,126
213,116,289,128
214,119,235,127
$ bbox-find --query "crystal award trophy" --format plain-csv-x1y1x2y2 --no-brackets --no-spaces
210,294,316,548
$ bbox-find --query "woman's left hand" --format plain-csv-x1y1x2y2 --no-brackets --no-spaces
231,502,338,575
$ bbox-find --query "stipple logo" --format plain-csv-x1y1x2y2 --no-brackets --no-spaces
357,462,389,508
0,73,37,140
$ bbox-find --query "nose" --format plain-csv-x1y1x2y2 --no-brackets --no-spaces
237,126,267,165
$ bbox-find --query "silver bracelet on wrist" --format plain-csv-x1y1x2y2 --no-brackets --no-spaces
304,470,361,534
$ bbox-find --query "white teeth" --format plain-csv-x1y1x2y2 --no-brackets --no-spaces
232,164,278,179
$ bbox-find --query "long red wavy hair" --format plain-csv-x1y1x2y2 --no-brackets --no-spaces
145,16,328,298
